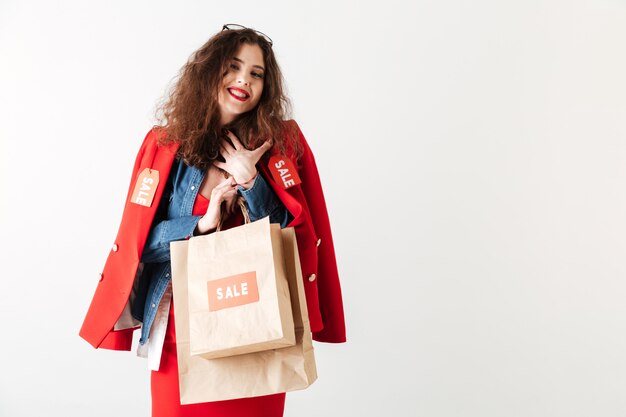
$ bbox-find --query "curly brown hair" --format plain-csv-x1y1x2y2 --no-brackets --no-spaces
153,27,302,170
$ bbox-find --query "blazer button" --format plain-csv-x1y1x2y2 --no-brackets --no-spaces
112,243,119,252
98,273,103,282
308,274,316,282
316,238,321,247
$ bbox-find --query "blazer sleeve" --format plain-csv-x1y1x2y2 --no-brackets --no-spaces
80,128,154,351
293,121,347,343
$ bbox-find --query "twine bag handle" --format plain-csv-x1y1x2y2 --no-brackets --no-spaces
215,195,251,231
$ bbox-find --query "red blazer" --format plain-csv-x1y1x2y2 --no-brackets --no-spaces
79,120,346,350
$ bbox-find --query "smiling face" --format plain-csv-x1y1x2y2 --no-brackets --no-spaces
217,43,266,126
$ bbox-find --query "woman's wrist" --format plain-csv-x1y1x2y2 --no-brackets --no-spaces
237,171,258,189
195,217,217,235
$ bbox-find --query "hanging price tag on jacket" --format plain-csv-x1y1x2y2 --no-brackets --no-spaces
131,168,159,207
268,155,301,189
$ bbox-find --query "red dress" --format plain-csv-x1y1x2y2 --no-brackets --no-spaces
150,192,287,417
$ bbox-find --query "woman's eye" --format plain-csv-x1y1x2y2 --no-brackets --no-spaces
253,72,264,79
229,63,239,70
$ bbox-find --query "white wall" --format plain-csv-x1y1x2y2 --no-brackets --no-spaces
1,0,626,416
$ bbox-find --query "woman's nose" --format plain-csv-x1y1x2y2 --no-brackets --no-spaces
237,73,251,85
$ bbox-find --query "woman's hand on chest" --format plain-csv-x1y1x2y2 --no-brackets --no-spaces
213,130,272,186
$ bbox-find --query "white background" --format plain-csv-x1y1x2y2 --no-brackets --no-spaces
1,0,626,416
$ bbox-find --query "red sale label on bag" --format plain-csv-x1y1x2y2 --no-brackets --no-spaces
207,271,260,311
268,155,301,189
131,168,159,207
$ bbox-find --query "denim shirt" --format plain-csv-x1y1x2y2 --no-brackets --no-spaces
133,157,292,345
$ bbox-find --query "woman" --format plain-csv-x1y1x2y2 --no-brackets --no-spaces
79,24,346,417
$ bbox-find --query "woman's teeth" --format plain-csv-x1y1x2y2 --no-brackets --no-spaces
229,89,248,99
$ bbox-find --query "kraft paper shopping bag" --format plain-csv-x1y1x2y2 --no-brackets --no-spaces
186,216,295,359
170,226,317,404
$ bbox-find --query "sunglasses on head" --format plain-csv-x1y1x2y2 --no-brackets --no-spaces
222,24,273,47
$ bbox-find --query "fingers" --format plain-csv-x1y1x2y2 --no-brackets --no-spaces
256,139,273,153
213,160,229,173
208,187,235,205
200,178,237,231
208,186,236,219
222,134,272,156
220,138,236,155
248,139,273,162
214,177,237,189
213,176,239,214
220,189,238,201
225,130,243,150
213,176,235,191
